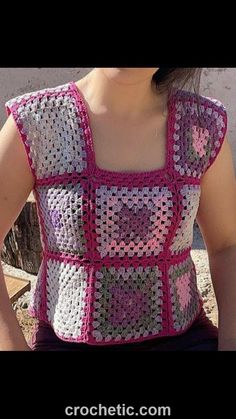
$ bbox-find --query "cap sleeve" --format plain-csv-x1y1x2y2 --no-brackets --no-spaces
202,98,228,175
5,93,37,183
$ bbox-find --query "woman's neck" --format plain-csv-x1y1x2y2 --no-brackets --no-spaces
75,68,167,121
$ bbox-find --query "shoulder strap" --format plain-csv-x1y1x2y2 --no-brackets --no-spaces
5,82,87,182
172,90,227,179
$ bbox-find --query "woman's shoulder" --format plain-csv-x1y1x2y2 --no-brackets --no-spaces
171,89,228,177
5,81,73,113
173,88,227,116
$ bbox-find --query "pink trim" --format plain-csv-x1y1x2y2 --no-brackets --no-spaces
41,248,191,269
163,168,188,332
70,81,94,174
34,170,201,189
35,171,88,187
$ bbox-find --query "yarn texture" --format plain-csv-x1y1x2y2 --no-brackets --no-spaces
5,81,227,344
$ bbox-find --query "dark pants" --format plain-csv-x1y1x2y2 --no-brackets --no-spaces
30,308,218,351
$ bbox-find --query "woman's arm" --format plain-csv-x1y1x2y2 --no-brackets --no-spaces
0,115,35,350
208,244,236,350
196,136,236,350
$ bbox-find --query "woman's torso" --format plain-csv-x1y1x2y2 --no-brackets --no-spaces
5,82,227,345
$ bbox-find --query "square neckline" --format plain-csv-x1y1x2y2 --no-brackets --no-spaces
70,80,175,180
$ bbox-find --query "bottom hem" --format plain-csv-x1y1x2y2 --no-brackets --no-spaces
28,300,204,346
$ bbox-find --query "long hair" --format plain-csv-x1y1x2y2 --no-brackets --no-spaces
152,68,202,96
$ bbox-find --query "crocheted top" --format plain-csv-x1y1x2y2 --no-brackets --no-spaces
5,82,227,345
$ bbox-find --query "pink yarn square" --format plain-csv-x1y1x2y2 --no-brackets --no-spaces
192,126,210,157
176,272,191,310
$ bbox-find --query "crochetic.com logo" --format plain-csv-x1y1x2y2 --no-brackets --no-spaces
64,404,171,417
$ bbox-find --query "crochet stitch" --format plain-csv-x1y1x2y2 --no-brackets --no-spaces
5,81,227,344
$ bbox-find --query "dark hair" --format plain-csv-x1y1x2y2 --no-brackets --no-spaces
152,68,202,96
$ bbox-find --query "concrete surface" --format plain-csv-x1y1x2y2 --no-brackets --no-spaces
201,68,236,167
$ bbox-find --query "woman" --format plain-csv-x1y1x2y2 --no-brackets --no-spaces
0,68,236,351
